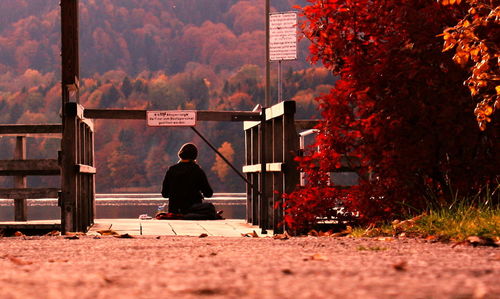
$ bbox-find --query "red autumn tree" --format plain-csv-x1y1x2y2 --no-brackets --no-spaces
284,0,499,232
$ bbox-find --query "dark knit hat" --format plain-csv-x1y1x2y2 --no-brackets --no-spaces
178,143,198,160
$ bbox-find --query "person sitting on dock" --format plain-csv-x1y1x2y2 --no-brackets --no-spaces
159,143,221,220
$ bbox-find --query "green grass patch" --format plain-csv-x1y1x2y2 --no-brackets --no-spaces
410,204,499,241
351,184,500,242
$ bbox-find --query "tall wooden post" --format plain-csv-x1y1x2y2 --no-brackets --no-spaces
61,0,79,105
282,103,299,233
61,0,79,233
13,136,27,221
259,109,269,233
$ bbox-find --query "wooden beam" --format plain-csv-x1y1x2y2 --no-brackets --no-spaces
0,159,60,176
0,124,62,135
197,111,260,121
295,119,320,131
83,109,261,122
84,109,146,119
75,164,96,174
0,188,60,199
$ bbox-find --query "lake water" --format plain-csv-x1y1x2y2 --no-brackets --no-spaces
0,193,246,221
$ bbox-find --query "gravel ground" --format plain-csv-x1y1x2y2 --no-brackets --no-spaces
0,235,498,299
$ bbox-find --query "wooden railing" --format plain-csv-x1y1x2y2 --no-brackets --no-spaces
60,102,96,233
243,101,301,233
0,125,62,221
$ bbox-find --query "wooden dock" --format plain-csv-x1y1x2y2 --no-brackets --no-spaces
0,220,60,231
89,219,272,237
0,219,271,237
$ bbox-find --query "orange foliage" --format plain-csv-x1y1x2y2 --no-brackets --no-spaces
211,142,235,181
439,0,499,130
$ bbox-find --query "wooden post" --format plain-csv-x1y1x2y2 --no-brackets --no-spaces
13,136,27,221
283,102,299,233
61,0,79,233
89,125,96,227
272,118,284,233
251,127,259,225
259,109,269,233
61,0,79,105
61,103,78,233
245,129,252,222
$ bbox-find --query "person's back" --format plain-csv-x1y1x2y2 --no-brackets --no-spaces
161,143,213,214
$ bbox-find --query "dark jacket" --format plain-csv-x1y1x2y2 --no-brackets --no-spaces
161,161,213,214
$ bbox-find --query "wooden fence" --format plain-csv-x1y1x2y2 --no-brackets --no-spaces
0,125,61,222
243,101,301,233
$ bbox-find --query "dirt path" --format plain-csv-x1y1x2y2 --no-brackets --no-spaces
0,235,498,298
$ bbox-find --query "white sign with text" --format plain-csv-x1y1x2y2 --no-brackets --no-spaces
269,12,297,61
147,110,196,127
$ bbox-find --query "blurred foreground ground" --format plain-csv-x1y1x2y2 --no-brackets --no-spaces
0,235,498,298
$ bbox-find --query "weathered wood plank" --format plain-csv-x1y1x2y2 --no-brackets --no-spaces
265,101,296,121
0,124,62,135
243,121,260,130
0,188,60,199
76,164,96,174
0,159,60,176
242,163,283,173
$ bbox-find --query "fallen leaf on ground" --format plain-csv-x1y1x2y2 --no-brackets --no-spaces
331,226,353,237
451,241,470,248
45,230,60,236
48,259,68,263
241,230,259,238
466,236,498,247
65,232,86,236
308,229,319,236
282,269,294,275
8,256,33,266
376,236,394,241
273,231,291,240
114,233,134,239
392,213,426,232
425,235,438,242
96,229,119,236
319,230,333,237
392,261,407,271
306,253,328,261
199,233,208,238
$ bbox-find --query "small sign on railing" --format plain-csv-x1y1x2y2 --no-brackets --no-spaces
147,110,196,127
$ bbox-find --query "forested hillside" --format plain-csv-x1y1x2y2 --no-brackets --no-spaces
0,0,333,192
